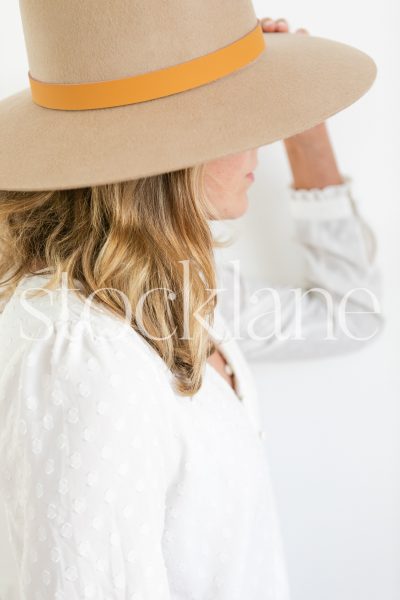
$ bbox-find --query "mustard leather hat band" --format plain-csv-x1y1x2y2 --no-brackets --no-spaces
28,21,266,111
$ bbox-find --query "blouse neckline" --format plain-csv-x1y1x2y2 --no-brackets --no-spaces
206,310,256,420
205,322,243,404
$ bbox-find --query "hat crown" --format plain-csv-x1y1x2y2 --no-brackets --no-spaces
19,0,258,83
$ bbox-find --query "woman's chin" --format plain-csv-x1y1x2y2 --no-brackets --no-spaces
208,194,249,220
225,196,249,219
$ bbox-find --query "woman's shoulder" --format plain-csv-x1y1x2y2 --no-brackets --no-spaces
0,275,179,470
0,272,171,389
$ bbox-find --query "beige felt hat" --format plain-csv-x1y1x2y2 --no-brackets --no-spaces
0,0,377,192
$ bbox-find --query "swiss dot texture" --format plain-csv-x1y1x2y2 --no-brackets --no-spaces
0,279,288,599
0,183,381,599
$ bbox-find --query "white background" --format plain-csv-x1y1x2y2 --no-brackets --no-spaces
0,1,399,599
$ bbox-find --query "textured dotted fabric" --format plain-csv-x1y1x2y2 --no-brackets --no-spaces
0,273,290,600
0,180,382,599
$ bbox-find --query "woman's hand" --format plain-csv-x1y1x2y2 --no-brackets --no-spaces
261,18,344,189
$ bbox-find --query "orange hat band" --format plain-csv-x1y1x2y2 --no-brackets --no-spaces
28,21,266,111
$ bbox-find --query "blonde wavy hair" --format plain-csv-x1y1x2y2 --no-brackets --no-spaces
0,165,228,396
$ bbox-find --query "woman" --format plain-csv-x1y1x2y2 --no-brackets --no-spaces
0,4,383,600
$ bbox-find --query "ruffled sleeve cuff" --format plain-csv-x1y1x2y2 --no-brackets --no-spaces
288,175,356,221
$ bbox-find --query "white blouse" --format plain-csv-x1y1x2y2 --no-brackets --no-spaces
0,178,384,600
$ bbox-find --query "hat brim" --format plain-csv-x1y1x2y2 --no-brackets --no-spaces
0,32,376,191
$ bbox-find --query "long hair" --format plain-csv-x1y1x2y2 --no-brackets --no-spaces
0,165,228,396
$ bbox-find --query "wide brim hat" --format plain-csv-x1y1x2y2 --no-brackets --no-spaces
0,1,377,192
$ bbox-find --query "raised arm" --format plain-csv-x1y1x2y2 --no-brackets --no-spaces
215,26,384,361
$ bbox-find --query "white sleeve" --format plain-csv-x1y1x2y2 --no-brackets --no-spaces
216,177,385,361
9,319,173,599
